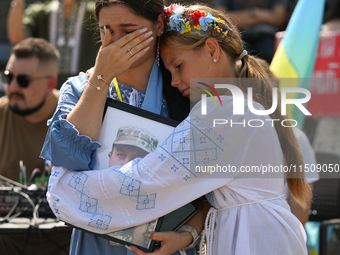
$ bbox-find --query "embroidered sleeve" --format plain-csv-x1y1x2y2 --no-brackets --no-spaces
47,97,284,233
41,76,101,170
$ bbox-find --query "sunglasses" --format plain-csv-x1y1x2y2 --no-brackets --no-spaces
1,70,50,88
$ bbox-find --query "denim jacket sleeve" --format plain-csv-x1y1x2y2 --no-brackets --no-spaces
40,75,101,170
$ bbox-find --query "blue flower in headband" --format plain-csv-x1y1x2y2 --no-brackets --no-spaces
199,13,216,31
169,15,186,34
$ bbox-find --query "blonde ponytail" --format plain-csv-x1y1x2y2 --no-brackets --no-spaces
236,55,311,208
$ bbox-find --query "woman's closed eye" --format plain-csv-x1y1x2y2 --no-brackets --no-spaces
176,64,182,70
125,29,137,34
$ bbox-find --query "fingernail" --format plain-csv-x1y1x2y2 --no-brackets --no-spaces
142,232,151,238
139,27,148,33
125,245,132,251
144,31,153,37
143,46,150,52
145,37,154,43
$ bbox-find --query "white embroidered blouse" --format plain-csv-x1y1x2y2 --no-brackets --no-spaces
47,96,307,255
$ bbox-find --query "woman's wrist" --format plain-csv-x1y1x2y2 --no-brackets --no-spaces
177,231,193,249
90,66,116,85
88,73,111,91
177,225,200,249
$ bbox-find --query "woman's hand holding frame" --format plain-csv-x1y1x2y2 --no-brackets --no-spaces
128,231,193,255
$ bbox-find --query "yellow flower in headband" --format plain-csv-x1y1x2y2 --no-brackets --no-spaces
216,18,225,24
183,24,192,33
193,24,201,30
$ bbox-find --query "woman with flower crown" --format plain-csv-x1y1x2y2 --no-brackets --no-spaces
46,3,310,255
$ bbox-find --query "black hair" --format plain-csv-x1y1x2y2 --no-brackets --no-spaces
160,58,191,122
95,0,164,22
94,0,190,122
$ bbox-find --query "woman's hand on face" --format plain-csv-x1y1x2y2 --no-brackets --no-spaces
127,231,193,255
91,27,154,82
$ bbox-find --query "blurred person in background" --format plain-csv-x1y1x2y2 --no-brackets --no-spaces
7,0,100,89
0,37,71,255
0,38,59,183
213,0,288,63
322,0,340,31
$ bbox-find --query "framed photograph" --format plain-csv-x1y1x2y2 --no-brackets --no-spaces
103,218,160,252
94,98,179,170
66,219,160,252
68,199,197,252
91,98,195,252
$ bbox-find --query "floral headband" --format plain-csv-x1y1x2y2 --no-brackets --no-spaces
164,4,233,43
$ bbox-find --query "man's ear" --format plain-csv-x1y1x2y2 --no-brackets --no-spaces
108,152,112,158
48,76,58,90
156,13,165,37
204,38,221,62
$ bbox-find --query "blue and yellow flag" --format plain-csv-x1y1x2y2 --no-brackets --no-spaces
270,0,325,127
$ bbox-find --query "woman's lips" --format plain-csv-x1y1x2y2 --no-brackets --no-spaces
179,88,189,96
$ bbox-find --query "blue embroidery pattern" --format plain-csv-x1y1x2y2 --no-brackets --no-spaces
137,194,156,210
52,199,61,219
67,172,112,230
171,165,179,172
121,176,141,196
158,154,166,161
88,214,112,230
158,117,225,180
79,196,96,212
217,135,224,143
111,164,157,210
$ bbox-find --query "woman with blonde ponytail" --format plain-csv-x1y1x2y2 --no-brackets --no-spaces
46,4,310,255
160,4,311,210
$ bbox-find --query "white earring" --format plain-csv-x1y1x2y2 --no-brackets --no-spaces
213,58,217,63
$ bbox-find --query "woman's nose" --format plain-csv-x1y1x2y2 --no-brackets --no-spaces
171,77,180,87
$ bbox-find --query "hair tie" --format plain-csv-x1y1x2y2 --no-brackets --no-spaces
237,50,248,61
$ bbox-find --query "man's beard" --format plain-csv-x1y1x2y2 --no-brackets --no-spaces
9,93,46,116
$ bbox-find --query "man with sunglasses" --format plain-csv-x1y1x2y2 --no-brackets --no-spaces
0,38,71,255
0,37,59,183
